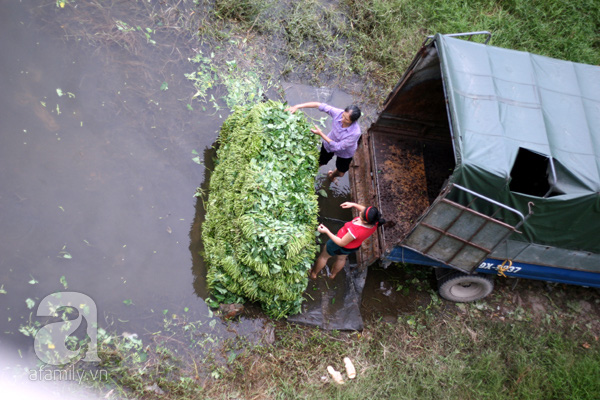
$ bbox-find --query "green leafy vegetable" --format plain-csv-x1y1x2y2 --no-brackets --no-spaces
202,100,319,319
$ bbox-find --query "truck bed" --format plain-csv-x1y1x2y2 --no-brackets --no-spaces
351,127,455,262
374,130,454,253
373,131,430,252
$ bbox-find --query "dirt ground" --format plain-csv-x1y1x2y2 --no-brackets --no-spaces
361,263,600,338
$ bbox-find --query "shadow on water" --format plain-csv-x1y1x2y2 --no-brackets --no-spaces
189,145,215,301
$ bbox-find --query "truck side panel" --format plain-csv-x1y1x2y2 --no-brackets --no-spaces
389,246,600,288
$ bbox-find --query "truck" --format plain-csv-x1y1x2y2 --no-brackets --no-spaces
349,32,600,302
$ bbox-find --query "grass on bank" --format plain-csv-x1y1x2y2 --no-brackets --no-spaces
343,0,600,83
78,284,599,400
202,0,600,104
220,290,600,400
64,265,600,400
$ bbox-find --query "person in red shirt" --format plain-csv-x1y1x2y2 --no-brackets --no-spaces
311,202,386,279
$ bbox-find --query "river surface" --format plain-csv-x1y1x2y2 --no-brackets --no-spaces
0,0,359,367
0,0,264,364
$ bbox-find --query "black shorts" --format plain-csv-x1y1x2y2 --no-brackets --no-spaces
326,239,358,256
319,146,353,173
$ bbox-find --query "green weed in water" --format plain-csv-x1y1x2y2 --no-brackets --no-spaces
202,100,320,319
186,50,271,111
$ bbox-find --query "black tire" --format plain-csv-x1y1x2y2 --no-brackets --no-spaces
438,272,494,302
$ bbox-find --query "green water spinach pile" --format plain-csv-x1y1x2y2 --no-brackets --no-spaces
202,100,320,319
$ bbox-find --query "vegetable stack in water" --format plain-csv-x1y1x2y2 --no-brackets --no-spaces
202,100,320,319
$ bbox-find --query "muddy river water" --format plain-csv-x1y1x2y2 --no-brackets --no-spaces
0,0,263,362
0,0,370,367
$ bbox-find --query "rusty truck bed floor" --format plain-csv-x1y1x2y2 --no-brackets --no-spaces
372,131,454,254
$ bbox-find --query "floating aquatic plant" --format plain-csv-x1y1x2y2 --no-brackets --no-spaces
202,100,319,319
185,50,270,111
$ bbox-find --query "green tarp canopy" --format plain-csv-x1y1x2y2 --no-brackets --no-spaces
436,34,600,253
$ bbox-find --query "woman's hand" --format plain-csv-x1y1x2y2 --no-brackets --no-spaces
284,102,321,113
311,126,331,143
340,202,365,212
310,126,324,136
317,224,330,234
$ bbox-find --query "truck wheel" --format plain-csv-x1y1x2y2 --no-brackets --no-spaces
438,272,494,302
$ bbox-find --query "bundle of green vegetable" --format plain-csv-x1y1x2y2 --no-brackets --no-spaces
202,100,320,319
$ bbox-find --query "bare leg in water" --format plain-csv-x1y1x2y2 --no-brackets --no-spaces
329,255,347,279
327,169,344,183
310,246,330,279
310,246,347,279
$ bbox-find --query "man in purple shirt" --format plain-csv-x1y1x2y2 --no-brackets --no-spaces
285,102,362,182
